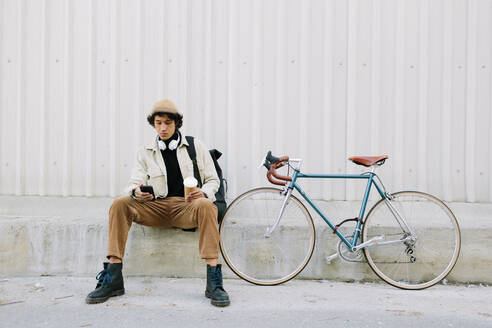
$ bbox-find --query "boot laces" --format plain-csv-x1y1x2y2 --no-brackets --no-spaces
96,269,112,287
212,268,224,289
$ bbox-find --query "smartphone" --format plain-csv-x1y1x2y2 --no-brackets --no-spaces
140,185,155,199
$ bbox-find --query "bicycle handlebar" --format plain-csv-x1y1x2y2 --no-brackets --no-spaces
262,151,278,170
264,151,292,185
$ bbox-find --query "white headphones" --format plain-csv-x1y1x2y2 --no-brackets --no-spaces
158,134,180,151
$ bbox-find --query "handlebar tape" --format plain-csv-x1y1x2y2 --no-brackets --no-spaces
264,152,291,185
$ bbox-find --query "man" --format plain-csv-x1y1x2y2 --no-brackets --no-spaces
85,99,230,307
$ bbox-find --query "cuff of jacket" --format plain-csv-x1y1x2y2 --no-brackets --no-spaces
201,188,216,202
123,185,138,197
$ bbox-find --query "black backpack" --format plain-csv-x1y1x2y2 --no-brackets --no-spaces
185,136,227,225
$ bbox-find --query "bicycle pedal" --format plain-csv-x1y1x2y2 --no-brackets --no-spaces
325,253,338,264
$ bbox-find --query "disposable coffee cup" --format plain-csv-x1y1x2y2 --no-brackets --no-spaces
184,177,198,197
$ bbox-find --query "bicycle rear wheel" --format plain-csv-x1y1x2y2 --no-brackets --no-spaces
219,187,315,285
362,191,461,290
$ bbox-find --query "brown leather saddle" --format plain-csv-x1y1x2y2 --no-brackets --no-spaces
348,155,388,167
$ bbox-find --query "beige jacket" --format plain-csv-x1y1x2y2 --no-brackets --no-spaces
123,136,220,201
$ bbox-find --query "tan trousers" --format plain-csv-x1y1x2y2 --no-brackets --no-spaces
107,196,219,260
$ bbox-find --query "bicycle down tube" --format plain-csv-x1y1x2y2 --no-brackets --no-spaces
283,170,387,250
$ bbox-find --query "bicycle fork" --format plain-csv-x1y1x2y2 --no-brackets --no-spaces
264,188,293,238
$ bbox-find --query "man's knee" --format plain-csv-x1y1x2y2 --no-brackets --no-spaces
193,198,218,224
110,196,132,213
192,197,215,210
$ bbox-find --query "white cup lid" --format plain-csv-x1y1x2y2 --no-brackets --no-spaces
184,176,198,188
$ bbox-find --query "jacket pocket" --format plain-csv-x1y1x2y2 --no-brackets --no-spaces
148,168,166,197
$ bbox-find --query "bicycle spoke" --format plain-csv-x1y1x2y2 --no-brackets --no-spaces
363,191,460,289
220,188,315,285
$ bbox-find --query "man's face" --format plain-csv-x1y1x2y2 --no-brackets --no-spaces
154,114,176,141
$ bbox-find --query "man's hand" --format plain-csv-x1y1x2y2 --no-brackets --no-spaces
186,189,205,202
134,184,154,202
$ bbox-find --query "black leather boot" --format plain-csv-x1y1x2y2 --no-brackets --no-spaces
205,264,230,307
85,262,125,304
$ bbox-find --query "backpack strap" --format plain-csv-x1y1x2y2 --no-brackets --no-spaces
185,136,203,188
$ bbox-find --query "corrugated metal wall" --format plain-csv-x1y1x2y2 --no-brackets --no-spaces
0,0,491,202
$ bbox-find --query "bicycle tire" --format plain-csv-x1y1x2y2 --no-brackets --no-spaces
219,187,315,286
362,191,461,290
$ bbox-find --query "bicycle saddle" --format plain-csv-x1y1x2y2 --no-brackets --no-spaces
348,155,388,167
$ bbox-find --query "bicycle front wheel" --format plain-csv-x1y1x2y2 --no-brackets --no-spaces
219,187,315,285
362,191,461,290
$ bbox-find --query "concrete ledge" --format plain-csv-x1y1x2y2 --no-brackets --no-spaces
0,196,491,284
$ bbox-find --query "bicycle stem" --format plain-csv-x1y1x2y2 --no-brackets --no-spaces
264,188,293,238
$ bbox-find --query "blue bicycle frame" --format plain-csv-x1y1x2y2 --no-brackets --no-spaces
287,171,388,250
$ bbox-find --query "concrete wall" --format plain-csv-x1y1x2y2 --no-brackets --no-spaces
0,0,491,202
1,196,490,283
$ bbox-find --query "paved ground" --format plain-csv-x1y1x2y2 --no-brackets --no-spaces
0,277,490,328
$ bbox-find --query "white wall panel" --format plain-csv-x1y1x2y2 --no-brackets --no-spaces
0,0,491,202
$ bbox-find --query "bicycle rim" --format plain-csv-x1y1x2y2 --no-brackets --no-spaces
219,187,315,286
362,191,461,290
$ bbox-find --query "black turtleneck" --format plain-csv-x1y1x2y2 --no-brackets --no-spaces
160,132,184,197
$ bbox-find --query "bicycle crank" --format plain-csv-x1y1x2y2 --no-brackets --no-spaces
337,236,365,263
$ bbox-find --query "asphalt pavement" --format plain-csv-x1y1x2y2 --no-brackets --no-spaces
0,277,490,328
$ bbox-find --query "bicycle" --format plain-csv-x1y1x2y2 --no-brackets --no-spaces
219,152,461,290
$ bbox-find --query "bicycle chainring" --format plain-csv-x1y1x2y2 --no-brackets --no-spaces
337,236,365,263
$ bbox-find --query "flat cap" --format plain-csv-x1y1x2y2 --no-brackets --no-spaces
151,99,181,116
